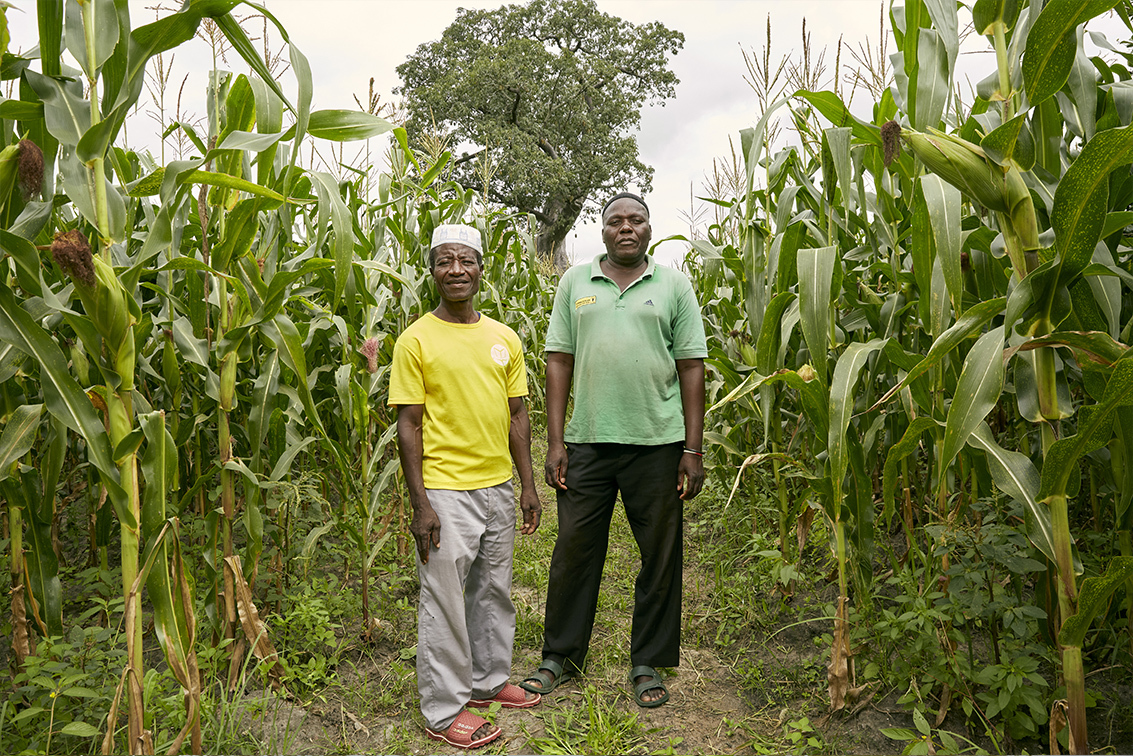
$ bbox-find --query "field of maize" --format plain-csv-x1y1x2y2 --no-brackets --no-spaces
1,0,1132,754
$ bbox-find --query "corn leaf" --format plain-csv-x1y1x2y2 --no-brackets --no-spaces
1023,0,1121,105
0,286,131,527
798,246,837,385
1058,557,1133,647
968,422,1054,563
828,339,887,504
0,404,44,477
871,297,1006,411
938,326,1005,488
1050,123,1133,299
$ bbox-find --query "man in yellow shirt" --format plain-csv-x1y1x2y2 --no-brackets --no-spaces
388,224,542,749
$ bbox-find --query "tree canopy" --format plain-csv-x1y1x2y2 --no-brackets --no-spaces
396,0,683,269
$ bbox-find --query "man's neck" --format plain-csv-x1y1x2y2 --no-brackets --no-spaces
433,300,479,324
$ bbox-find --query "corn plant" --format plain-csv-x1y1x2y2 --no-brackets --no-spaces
695,1,1133,751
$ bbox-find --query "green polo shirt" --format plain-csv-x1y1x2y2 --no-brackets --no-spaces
545,254,707,445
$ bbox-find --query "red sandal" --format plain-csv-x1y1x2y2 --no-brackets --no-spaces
468,682,541,709
425,709,502,750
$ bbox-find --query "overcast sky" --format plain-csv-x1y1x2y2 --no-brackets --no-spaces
5,1,1125,265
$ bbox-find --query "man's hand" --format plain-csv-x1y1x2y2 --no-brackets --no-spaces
409,500,442,564
545,441,569,490
677,451,704,501
519,487,542,534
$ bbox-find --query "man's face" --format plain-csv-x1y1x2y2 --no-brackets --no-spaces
431,242,482,304
601,198,652,266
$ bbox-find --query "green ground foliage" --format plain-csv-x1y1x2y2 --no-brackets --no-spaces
2,0,1133,754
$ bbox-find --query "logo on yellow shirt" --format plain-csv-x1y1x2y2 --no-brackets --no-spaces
491,344,510,366
575,295,596,309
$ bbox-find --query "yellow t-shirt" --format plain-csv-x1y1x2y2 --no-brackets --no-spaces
388,312,527,490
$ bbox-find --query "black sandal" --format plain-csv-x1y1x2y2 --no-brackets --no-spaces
519,658,571,694
629,665,669,708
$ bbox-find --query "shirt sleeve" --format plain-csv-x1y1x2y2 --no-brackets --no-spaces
671,273,708,360
387,334,425,406
544,269,576,354
506,329,528,398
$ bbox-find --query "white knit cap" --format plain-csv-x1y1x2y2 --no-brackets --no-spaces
430,224,483,254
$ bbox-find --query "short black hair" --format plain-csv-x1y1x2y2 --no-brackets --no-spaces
601,192,649,219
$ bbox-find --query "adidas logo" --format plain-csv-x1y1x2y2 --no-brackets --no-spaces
644,299,654,306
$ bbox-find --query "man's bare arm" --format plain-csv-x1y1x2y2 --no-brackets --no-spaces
509,396,542,534
396,404,441,563
675,358,705,501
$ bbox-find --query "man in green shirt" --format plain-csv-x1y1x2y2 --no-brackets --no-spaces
520,193,707,707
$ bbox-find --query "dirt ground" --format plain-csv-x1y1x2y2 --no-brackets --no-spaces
216,451,1133,756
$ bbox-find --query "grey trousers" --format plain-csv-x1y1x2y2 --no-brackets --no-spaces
416,481,517,731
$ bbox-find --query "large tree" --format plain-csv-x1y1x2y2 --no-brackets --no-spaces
396,0,683,270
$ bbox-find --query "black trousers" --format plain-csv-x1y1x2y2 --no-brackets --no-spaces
541,442,684,673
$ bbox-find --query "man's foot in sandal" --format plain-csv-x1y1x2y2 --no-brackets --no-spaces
629,665,670,708
519,658,571,694
425,710,501,750
468,682,540,708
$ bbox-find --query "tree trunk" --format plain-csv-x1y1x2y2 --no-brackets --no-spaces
536,195,585,272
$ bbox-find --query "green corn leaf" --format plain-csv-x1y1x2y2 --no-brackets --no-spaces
1014,331,1128,368
1023,0,1122,106
64,0,120,80
1058,557,1133,647
212,10,294,115
793,91,882,147
0,100,44,120
0,286,130,527
922,175,963,315
267,314,327,443
1050,124,1133,300
914,29,950,130
882,416,938,521
741,96,791,201
0,404,44,478
37,0,64,77
19,467,62,637
1114,407,1133,529
211,198,265,272
968,422,1053,564
828,339,887,504
938,326,1006,488
309,171,354,308
756,292,797,374
248,350,280,469
870,297,1006,411
177,169,286,204
973,0,1021,34
139,411,200,705
1101,211,1133,238
21,71,86,148
827,127,856,213
306,109,394,141
797,246,837,385
981,113,1035,169
1040,358,1133,500
269,437,317,482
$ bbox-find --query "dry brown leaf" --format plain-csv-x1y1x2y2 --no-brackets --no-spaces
123,565,149,754
1050,699,1068,755
224,556,285,690
827,595,850,711
102,666,128,755
345,708,371,736
796,506,815,556
11,581,33,667
935,684,952,727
